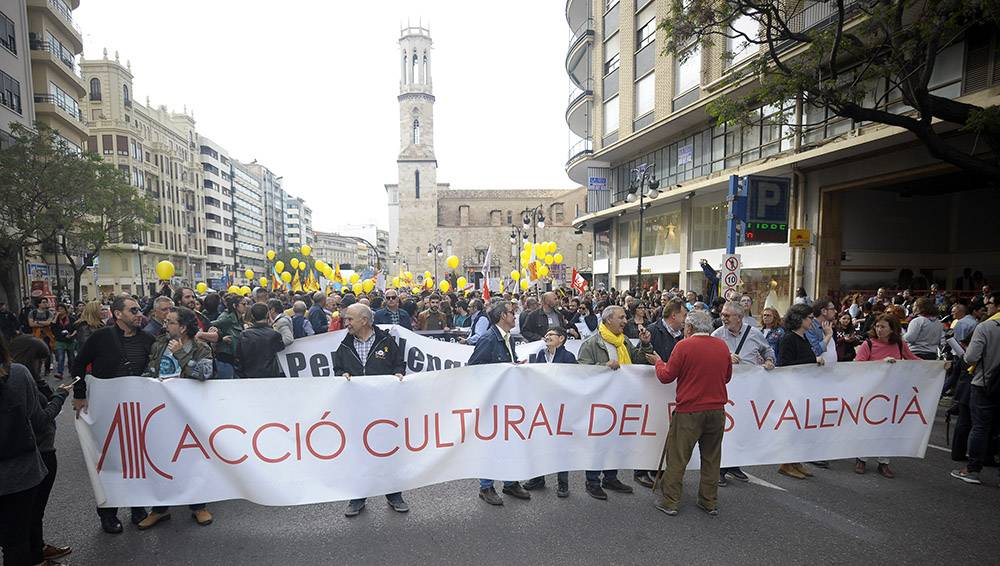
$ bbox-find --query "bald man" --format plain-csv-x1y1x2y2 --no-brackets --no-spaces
521,292,566,342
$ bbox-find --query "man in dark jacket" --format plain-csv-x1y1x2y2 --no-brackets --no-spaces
468,301,532,505
70,294,154,534
520,292,566,342
237,304,287,378
372,289,412,330
333,303,408,517
308,292,329,334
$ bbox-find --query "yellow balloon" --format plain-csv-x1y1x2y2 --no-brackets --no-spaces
404,271,413,280
290,258,300,270
196,282,207,294
554,253,563,265
280,271,292,283
523,241,532,251
511,270,521,281
520,279,529,290
392,276,401,288
439,280,450,293
274,260,285,273
314,260,328,273
259,277,268,287
425,278,434,289
266,250,275,261
456,276,467,288
155,260,175,280
539,264,549,277
520,251,530,263
548,242,558,254
300,245,312,257
424,271,432,280
244,269,254,280
412,286,422,294
349,273,360,284
363,279,375,293
544,254,554,265
227,285,239,294
446,255,459,269
352,282,363,295
240,285,251,296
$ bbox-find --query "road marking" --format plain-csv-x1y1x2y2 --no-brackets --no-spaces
744,472,787,492
927,443,950,453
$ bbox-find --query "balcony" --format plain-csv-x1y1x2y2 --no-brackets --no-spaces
565,137,593,185
33,93,87,137
27,0,83,50
776,0,860,52
28,40,85,92
565,18,593,89
565,81,593,138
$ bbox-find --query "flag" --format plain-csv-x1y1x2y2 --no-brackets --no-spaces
305,269,318,292
481,245,492,301
333,263,342,284
292,270,302,293
572,268,588,294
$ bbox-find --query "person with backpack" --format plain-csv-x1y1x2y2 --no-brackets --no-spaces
951,292,1000,485
853,314,920,479
290,301,315,339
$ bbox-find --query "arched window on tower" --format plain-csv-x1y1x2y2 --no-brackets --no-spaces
412,119,420,145
412,51,419,84
446,239,452,256
123,84,130,107
415,170,420,199
89,78,102,101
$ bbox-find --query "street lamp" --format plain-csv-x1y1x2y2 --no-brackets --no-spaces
427,243,443,281
509,226,529,276
520,205,546,295
133,237,145,297
625,163,659,291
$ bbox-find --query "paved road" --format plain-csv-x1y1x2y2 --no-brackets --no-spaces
41,400,1000,565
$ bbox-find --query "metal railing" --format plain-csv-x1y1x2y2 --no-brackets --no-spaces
777,0,860,50
586,188,611,213
47,0,82,35
568,79,594,104
568,137,593,162
568,17,594,48
28,40,81,77
33,93,84,122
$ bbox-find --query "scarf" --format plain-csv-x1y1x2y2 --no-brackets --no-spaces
598,322,631,365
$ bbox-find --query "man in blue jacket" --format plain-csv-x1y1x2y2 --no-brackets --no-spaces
308,292,329,334
372,289,412,330
467,301,531,505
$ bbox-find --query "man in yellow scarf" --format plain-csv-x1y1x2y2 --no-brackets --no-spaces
577,304,655,500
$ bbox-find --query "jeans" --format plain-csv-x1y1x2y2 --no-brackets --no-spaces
479,479,519,490
585,470,618,486
967,385,998,473
152,503,206,514
349,492,403,506
29,451,57,565
0,485,36,566
527,472,569,485
54,343,74,376
214,360,235,379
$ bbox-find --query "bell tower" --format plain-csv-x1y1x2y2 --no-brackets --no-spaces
390,24,439,268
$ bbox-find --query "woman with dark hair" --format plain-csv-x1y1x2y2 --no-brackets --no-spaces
200,292,223,320
452,300,471,327
775,303,824,480
7,336,73,563
903,297,943,360
51,304,76,379
853,314,920,478
835,312,862,362
211,294,247,379
623,304,650,339
576,302,599,336
0,337,73,566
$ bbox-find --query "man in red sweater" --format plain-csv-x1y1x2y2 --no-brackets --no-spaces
646,309,732,516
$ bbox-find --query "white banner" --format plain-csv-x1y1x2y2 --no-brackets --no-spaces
75,361,943,507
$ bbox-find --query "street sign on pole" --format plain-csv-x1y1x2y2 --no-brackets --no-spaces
721,253,741,300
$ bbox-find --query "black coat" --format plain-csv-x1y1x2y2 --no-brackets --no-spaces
778,331,817,367
521,307,566,342
468,326,515,365
236,324,286,378
646,320,683,362
529,345,577,364
333,326,405,377
72,325,154,399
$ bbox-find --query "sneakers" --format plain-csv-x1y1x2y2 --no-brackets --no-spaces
717,475,728,487
855,459,866,475
726,468,749,482
653,499,678,516
601,478,634,494
585,483,608,500
556,481,569,498
479,487,504,505
522,477,546,491
501,482,531,500
136,511,170,531
386,494,409,513
697,502,719,516
344,499,366,517
950,468,981,485
633,472,655,489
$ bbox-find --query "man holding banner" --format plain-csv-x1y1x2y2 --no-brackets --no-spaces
334,304,409,516
468,301,532,505
577,305,654,500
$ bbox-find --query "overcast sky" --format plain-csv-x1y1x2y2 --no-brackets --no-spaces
75,1,578,233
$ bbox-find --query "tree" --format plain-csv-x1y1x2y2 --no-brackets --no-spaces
660,0,1000,181
54,157,156,302
0,123,93,304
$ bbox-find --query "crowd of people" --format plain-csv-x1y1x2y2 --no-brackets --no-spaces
1,276,998,564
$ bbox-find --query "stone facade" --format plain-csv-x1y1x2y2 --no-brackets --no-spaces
386,26,588,285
